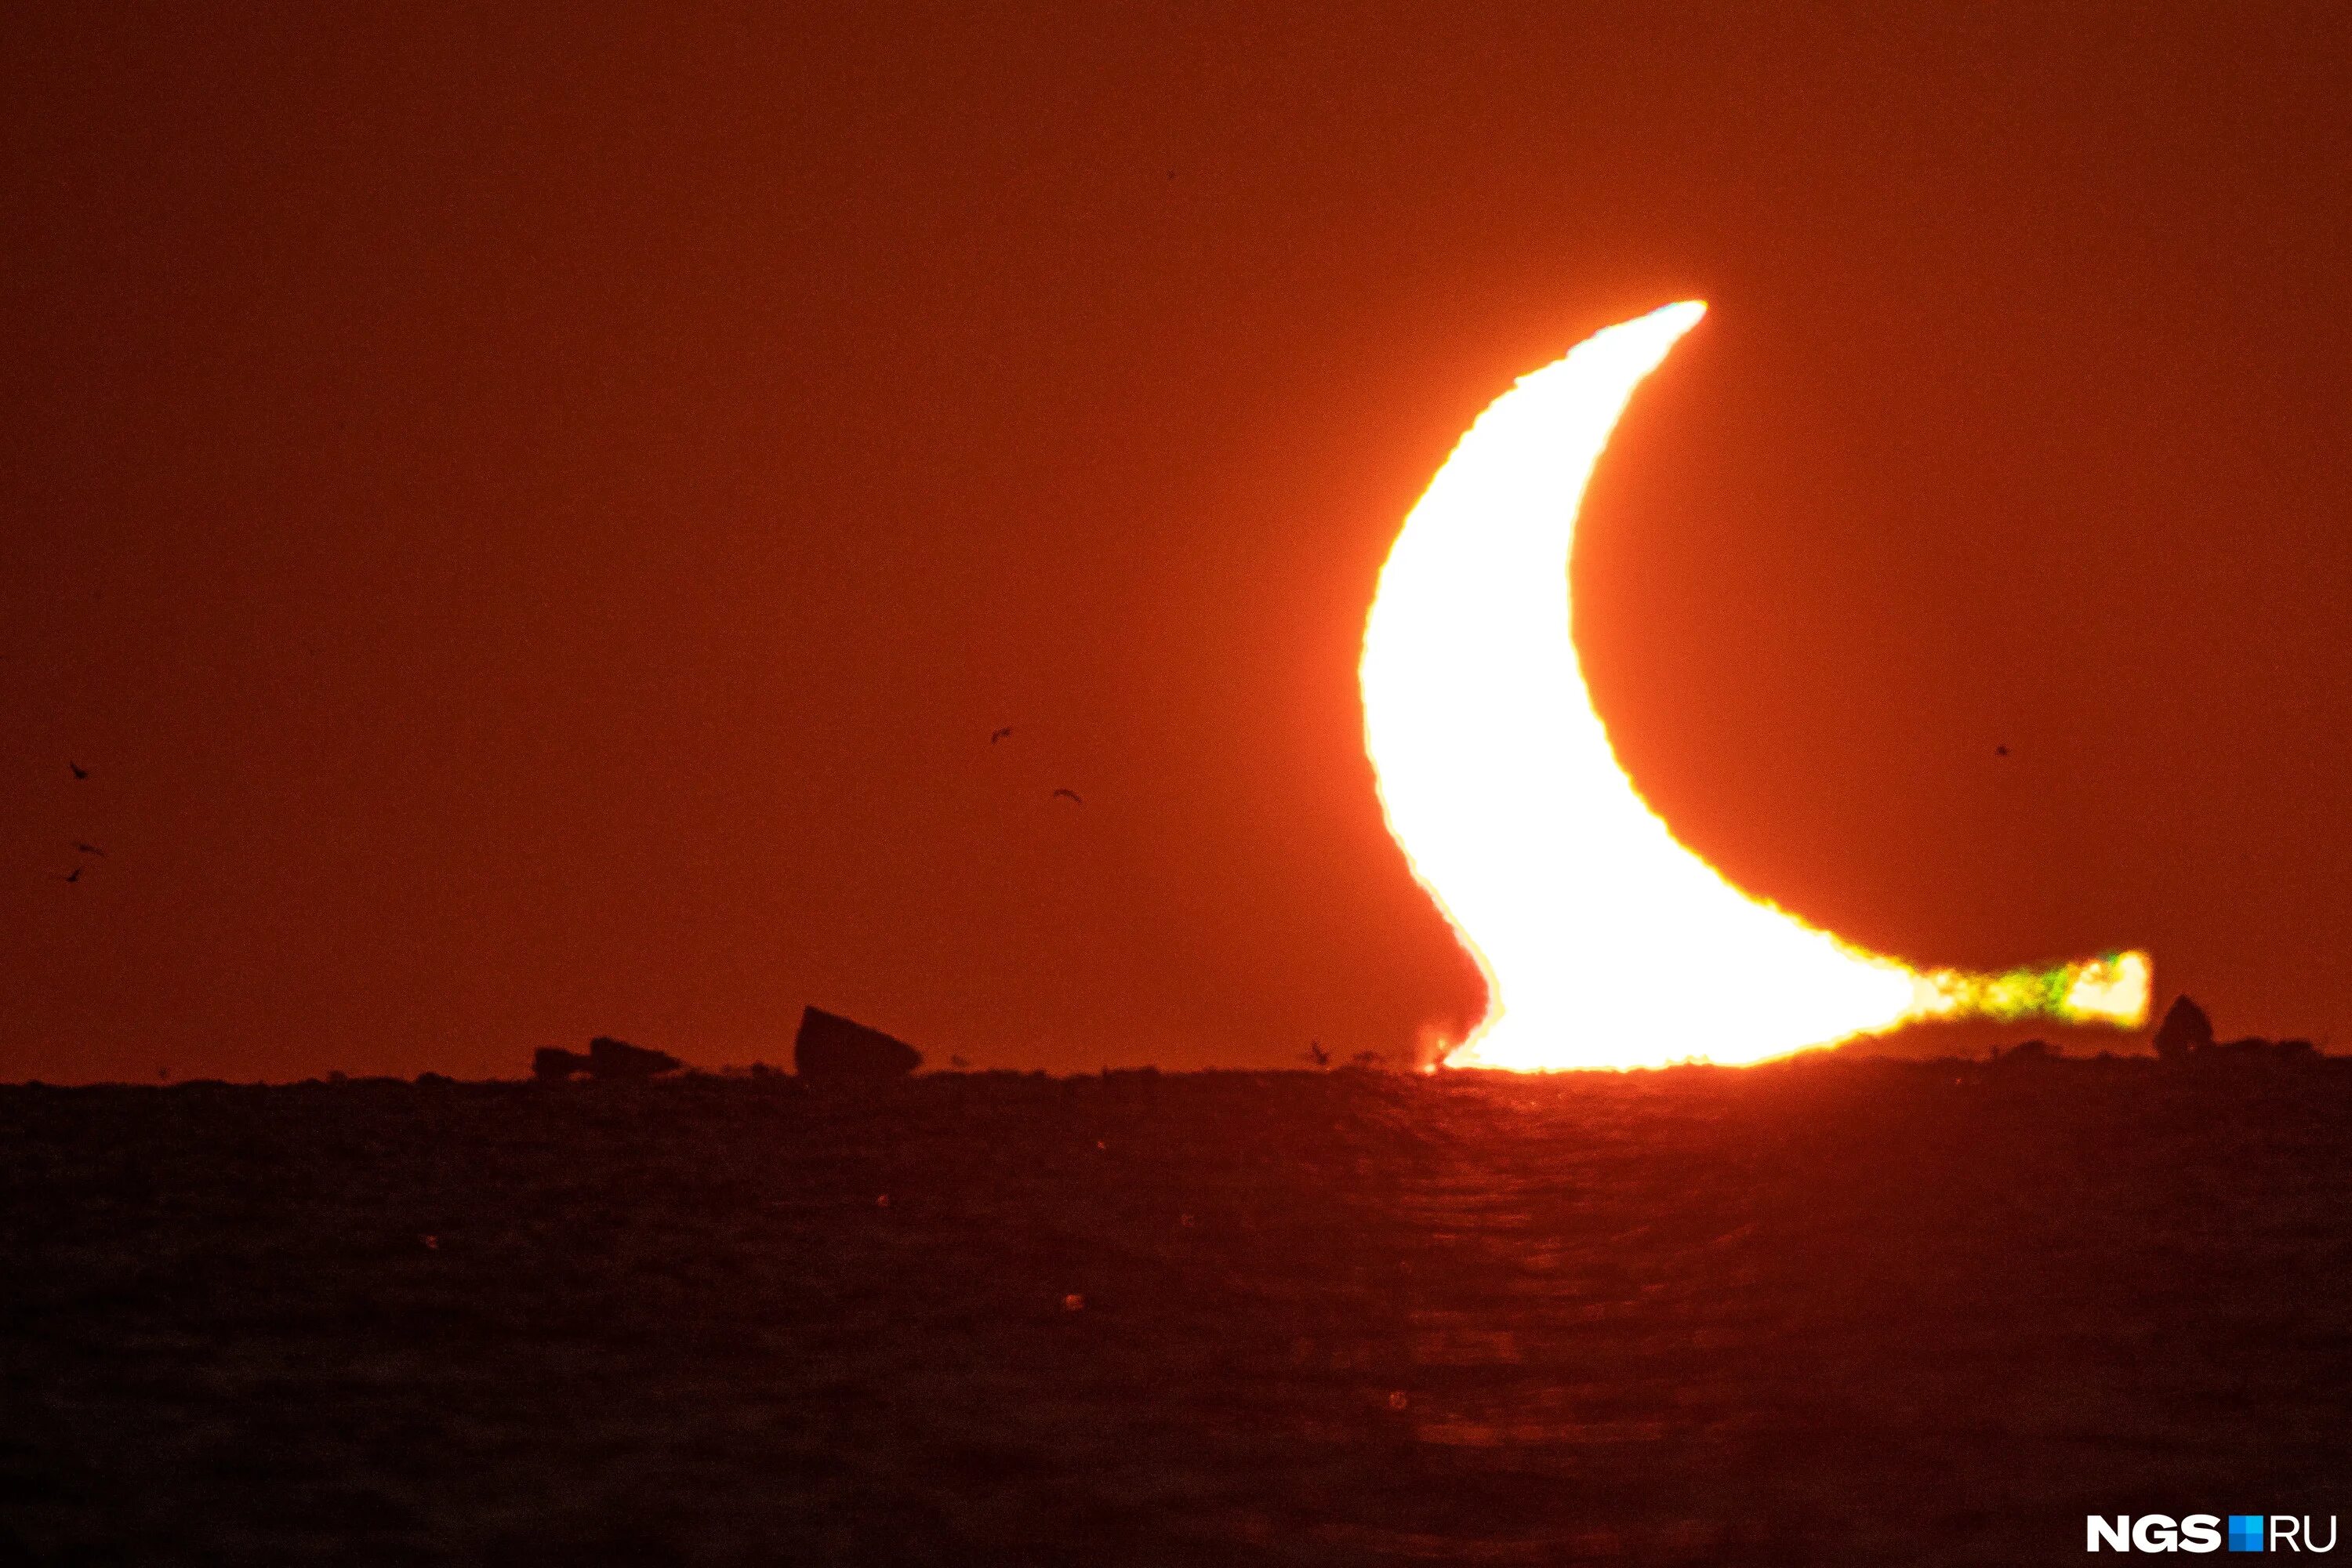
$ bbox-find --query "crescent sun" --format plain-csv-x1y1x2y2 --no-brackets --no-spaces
1359,301,2149,1071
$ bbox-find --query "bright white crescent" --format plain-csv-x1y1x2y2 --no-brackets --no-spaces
1359,302,2147,1070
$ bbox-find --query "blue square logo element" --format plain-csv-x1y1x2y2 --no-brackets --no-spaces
2229,1515,2266,1552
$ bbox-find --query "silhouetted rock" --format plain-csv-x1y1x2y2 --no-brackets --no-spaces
2152,995,2214,1061
794,1006,923,1081
2212,1036,2318,1062
2151,997,2319,1065
532,1040,681,1081
534,1047,593,1081
586,1036,683,1080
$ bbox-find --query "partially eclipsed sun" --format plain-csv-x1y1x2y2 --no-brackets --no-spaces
1359,302,2148,1071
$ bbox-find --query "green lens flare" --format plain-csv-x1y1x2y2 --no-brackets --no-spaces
1918,952,2151,1028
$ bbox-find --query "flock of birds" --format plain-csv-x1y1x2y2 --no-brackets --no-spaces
53,727,1081,894
50,728,2004,893
990,725,1085,807
47,731,2016,1080
61,761,102,884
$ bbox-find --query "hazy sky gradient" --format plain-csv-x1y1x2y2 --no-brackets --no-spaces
6,5,2350,1079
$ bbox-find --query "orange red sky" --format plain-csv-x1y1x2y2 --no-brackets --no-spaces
5,5,2350,1080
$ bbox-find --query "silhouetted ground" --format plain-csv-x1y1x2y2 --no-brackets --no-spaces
2,1059,2347,1566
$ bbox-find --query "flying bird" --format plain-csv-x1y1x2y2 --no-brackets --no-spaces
69,761,88,779
1304,1040,1330,1068
1051,788,1083,805
990,727,1014,744
63,867,82,884
1995,745,2009,757
75,843,104,857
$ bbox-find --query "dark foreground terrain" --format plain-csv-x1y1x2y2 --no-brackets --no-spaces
2,1059,2347,1566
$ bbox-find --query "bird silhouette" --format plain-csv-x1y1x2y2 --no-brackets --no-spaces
1051,788,1083,805
69,761,88,780
1304,1040,1330,1068
75,843,104,857
63,867,82,884
990,726,1014,744
1995,745,2009,757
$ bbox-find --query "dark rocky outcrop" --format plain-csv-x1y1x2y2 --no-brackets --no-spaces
794,1006,923,1082
2209,1037,2271,1057
532,1038,683,1082
2212,1036,2318,1060
588,1037,682,1080
2151,996,2317,1062
533,1047,592,1081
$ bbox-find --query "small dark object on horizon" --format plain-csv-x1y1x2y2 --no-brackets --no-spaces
69,760,88,779
1051,787,1082,804
795,1006,923,1081
62,867,82,884
75,843,104,856
1304,1040,1330,1068
1997,1039,2053,1062
532,1037,684,1082
990,726,1014,743
2153,995,2214,1060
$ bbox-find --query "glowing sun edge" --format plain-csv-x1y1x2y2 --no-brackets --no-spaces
1359,301,2150,1071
